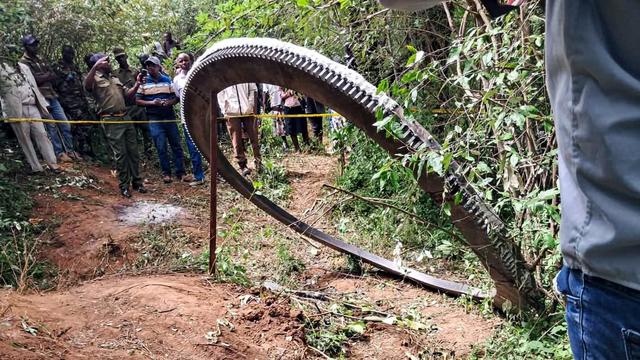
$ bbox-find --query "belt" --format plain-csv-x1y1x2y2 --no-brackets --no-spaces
100,112,126,118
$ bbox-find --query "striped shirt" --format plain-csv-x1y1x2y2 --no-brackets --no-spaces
136,73,176,118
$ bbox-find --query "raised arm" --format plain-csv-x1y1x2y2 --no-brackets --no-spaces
83,56,109,91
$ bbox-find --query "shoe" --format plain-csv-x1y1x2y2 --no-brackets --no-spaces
163,175,172,183
70,151,83,161
133,185,148,193
182,174,195,183
49,167,63,174
120,188,132,198
189,179,204,186
241,167,251,177
57,153,73,162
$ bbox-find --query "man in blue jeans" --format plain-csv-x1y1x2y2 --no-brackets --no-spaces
380,1,640,359
136,56,185,183
20,34,79,162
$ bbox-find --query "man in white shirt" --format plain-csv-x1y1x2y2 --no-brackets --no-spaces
173,53,205,186
263,83,288,150
217,83,261,176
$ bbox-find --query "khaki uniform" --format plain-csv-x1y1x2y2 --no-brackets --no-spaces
116,67,152,157
86,71,142,190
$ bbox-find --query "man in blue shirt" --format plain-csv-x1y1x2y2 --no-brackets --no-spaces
136,56,185,183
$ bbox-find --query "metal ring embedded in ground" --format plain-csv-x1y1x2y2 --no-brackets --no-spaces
182,38,543,309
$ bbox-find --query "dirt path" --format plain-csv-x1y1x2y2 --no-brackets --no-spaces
0,153,500,359
283,153,335,217
0,274,305,359
254,152,501,357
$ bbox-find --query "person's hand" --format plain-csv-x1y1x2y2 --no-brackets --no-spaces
92,56,109,70
152,98,163,106
136,73,146,84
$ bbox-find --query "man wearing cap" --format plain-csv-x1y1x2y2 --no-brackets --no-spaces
84,54,147,198
113,46,153,159
19,34,79,162
54,45,94,158
136,56,185,184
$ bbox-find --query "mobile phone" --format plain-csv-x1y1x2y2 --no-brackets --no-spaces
140,69,148,77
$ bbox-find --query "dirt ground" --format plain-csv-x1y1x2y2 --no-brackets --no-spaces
0,150,501,359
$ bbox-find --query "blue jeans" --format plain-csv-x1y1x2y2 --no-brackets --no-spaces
45,97,74,156
148,118,185,177
556,265,640,359
183,124,204,181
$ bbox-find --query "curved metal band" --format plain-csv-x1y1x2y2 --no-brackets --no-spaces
182,38,541,307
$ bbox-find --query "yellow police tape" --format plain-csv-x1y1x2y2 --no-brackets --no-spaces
0,113,338,125
0,109,458,125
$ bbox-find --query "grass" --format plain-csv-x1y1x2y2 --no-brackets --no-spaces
473,311,571,359
276,242,305,284
253,158,291,203
0,140,57,290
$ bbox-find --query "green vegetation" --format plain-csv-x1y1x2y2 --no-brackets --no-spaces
0,142,56,290
253,159,291,203
275,242,305,283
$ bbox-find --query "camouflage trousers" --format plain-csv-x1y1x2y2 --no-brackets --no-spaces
65,107,95,156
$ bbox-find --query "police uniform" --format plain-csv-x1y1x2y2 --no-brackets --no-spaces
54,60,94,156
86,70,142,191
116,66,153,158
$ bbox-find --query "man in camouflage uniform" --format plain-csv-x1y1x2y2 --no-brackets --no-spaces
84,53,146,198
113,47,153,159
54,45,94,157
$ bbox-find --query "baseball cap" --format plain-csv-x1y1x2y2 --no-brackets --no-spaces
21,34,39,46
144,56,161,66
112,47,126,58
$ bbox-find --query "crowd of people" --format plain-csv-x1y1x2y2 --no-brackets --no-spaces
0,33,332,197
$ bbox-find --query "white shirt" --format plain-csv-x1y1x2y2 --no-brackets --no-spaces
172,70,188,100
263,83,282,107
217,83,257,115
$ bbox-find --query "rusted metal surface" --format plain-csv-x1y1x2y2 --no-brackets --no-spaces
183,38,544,310
208,91,218,275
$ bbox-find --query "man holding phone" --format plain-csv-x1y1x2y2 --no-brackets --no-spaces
136,56,185,183
84,53,146,198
